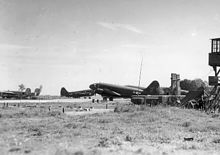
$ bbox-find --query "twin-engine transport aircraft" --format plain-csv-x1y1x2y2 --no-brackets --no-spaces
0,86,42,99
60,87,95,98
89,81,160,101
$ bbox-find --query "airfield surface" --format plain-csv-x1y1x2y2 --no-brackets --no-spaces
0,99,220,155
0,98,93,104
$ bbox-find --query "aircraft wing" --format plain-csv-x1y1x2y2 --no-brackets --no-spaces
75,90,94,95
96,88,121,97
125,85,145,90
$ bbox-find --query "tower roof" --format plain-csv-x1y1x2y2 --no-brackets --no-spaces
211,38,220,40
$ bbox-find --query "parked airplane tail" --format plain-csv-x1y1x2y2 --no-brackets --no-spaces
25,88,31,96
60,87,69,97
34,85,42,96
141,80,161,95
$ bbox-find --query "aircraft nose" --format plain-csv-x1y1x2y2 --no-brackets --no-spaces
89,84,96,90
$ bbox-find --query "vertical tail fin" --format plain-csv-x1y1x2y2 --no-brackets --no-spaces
60,87,69,97
34,85,42,96
141,80,160,95
25,88,31,96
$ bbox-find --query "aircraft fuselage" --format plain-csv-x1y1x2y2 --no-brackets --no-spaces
89,83,142,99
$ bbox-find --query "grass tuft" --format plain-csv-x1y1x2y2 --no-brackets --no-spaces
98,118,113,123
125,135,133,142
55,149,84,155
114,105,136,113
28,127,42,136
181,121,192,127
64,123,78,129
98,137,110,147
47,111,62,117
212,138,220,143
8,148,21,152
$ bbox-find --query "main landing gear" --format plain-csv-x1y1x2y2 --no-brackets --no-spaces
103,97,114,102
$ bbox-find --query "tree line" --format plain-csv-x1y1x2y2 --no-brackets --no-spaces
180,78,212,92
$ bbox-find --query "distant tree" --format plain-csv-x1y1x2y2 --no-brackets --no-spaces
191,79,206,90
180,79,192,90
18,84,25,92
203,81,214,94
180,78,206,91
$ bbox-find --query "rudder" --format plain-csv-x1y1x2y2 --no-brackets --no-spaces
25,88,31,96
60,87,69,97
141,80,160,95
34,85,42,96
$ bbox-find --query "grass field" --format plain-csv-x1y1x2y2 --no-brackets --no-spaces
0,100,220,155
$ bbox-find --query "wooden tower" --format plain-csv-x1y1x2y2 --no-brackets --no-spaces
207,38,220,112
209,38,220,84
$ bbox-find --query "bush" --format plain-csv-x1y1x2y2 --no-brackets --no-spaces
47,111,61,117
212,138,220,143
125,135,133,142
98,137,110,147
180,78,207,91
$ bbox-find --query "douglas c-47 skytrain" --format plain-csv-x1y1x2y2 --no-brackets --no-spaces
89,81,161,101
60,87,95,98
60,81,161,101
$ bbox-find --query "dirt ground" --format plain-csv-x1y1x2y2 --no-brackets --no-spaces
0,99,220,155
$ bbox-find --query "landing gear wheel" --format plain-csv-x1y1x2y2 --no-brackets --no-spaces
109,97,113,101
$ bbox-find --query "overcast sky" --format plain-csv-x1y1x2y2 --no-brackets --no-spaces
0,0,220,95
